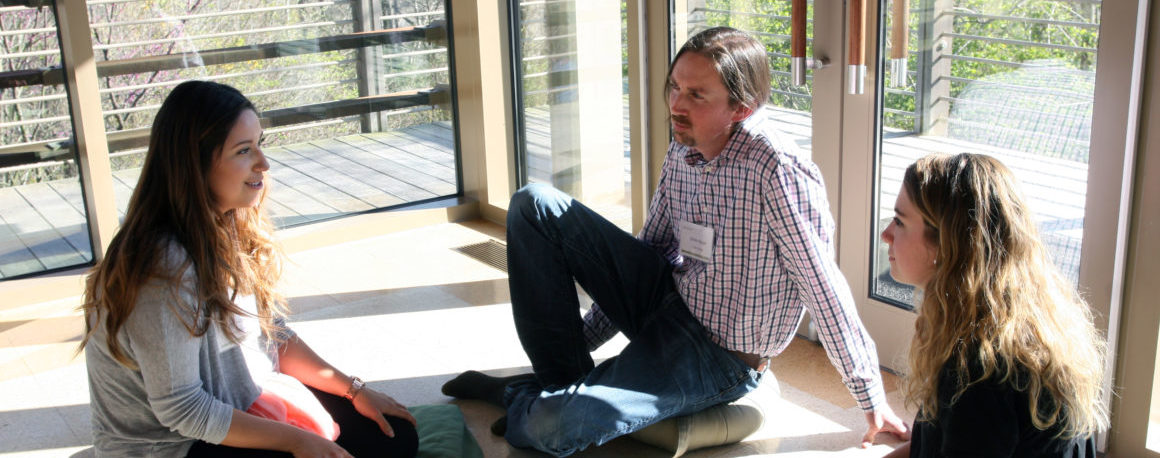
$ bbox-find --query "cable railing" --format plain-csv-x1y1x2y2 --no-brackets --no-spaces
87,1,350,29
0,59,356,108
0,9,451,170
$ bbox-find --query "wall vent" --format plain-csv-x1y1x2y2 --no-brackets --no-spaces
453,239,507,273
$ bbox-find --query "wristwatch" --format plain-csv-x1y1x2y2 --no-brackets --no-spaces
344,376,365,400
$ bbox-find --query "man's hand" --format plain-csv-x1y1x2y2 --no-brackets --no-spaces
860,404,910,448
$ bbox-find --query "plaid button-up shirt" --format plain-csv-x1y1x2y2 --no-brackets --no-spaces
582,107,886,411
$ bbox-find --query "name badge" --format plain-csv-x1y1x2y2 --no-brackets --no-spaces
678,220,715,263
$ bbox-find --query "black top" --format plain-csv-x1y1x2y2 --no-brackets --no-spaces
910,358,1095,458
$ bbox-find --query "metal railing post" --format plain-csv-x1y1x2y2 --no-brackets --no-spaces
352,0,385,133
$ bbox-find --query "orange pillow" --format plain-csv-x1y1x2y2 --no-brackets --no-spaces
246,373,340,440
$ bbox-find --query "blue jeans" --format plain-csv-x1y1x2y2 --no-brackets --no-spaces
504,184,762,456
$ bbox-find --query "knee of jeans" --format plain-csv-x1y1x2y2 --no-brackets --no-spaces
511,183,555,207
509,184,562,224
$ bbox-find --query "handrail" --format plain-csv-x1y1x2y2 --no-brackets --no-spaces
517,0,572,7
0,59,356,107
88,2,346,29
943,75,1093,99
949,11,1099,29
940,53,1023,68
91,20,356,52
770,88,811,99
0,22,447,89
945,117,1090,146
884,108,918,117
692,8,795,23
943,32,1096,54
1,1,51,9
941,95,1092,118
0,25,52,37
381,11,444,23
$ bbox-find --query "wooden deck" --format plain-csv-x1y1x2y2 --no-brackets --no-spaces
0,109,1087,281
0,122,459,279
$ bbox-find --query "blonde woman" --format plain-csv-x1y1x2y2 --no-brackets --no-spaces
881,153,1107,457
81,81,417,457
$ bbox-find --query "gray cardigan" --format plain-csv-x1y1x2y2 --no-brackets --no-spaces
85,245,292,457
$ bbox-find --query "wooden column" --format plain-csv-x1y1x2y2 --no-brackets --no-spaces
56,0,116,260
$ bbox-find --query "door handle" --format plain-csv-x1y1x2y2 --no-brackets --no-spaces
791,0,808,86
890,0,910,88
848,0,866,94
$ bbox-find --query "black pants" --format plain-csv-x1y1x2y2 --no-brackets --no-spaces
186,387,418,458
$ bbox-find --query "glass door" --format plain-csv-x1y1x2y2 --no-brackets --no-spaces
669,0,1144,450
511,0,633,230
847,0,1114,375
0,3,93,279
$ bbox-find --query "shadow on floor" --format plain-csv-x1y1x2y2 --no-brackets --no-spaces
288,278,511,322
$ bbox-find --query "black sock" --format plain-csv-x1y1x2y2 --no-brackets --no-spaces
491,416,507,436
441,370,536,407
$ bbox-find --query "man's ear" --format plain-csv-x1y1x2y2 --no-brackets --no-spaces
731,103,755,122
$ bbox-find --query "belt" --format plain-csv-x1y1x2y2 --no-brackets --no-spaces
730,350,771,372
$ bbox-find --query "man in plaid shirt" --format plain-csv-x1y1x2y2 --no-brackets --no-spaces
443,27,909,456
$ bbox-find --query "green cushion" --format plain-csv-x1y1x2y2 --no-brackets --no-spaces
408,404,483,458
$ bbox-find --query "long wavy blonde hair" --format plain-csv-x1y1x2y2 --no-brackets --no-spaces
79,81,287,368
902,153,1108,437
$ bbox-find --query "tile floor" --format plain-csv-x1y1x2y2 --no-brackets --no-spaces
0,220,914,457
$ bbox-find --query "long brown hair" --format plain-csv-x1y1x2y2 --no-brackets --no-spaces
903,153,1108,437
80,80,286,368
667,27,771,110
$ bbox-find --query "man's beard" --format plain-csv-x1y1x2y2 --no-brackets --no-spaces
672,115,695,146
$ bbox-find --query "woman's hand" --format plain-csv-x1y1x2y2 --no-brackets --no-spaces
351,388,418,437
288,429,353,458
273,336,417,437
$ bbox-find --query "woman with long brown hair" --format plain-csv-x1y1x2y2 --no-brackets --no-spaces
881,153,1107,457
81,80,417,457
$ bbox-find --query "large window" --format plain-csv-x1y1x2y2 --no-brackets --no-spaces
871,0,1100,307
0,4,91,279
0,0,460,280
90,0,460,227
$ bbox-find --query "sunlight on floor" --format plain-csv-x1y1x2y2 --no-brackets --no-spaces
0,221,913,457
